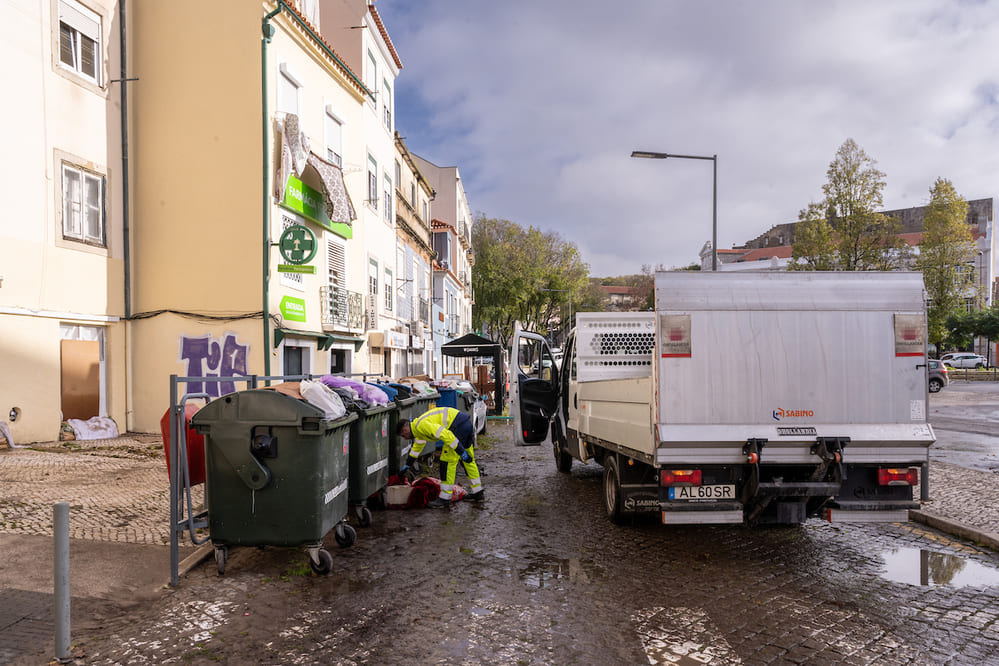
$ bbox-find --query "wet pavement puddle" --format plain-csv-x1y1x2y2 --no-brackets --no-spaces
518,552,601,588
880,547,999,587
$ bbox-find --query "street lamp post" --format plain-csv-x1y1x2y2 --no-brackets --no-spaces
631,150,718,271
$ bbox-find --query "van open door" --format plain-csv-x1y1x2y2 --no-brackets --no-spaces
511,328,560,446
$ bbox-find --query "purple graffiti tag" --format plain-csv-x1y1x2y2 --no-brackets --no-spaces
219,335,249,396
180,333,250,396
180,336,211,394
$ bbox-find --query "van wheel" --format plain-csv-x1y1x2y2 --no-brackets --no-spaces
603,456,624,524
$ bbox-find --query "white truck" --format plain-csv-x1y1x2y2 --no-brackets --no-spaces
511,271,935,526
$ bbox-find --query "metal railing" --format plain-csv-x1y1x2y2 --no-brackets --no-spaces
319,285,364,330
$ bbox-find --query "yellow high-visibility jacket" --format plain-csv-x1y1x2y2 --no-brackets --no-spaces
409,407,461,456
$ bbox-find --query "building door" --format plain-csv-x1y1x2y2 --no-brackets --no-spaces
330,349,347,375
284,345,303,377
60,325,105,420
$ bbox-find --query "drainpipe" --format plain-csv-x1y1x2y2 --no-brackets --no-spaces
262,7,280,378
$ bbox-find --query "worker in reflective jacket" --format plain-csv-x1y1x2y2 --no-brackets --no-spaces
398,407,484,508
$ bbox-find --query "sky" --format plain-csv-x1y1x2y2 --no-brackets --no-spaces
375,0,999,277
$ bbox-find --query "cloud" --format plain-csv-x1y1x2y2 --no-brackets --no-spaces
377,0,999,275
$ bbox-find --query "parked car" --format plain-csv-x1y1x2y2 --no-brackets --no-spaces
928,359,948,393
942,353,989,369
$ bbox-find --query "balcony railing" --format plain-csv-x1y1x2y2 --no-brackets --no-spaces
319,285,364,331
419,297,430,324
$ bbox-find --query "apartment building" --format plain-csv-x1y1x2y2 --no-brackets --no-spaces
393,133,436,376
0,0,126,443
1,0,477,441
412,156,475,376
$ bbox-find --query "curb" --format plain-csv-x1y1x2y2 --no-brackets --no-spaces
910,509,999,553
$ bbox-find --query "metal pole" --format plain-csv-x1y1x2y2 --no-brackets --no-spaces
169,375,180,586
54,502,70,663
712,155,718,272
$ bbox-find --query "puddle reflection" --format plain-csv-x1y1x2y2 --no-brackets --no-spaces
880,547,999,587
518,553,601,588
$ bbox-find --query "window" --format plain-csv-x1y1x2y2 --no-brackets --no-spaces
394,161,401,188
368,259,378,297
59,0,101,84
325,107,343,167
383,175,392,222
278,63,301,116
382,80,392,129
410,183,416,207
62,162,104,245
365,50,377,101
422,200,428,223
367,155,378,209
384,268,393,311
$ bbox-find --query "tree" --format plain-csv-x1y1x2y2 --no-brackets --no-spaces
471,216,589,348
791,139,910,271
917,178,974,351
789,203,836,270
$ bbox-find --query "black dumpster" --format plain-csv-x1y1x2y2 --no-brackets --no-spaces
191,389,357,575
347,402,396,526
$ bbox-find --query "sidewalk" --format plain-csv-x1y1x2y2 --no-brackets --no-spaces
912,460,999,551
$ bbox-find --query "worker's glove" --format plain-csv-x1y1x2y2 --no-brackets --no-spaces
401,457,421,478
460,449,472,463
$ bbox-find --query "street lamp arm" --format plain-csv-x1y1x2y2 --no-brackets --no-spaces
631,149,718,271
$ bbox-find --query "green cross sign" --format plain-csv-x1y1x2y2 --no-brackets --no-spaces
278,225,317,265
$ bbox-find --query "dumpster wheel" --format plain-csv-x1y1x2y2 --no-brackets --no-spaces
335,522,357,548
214,546,228,575
355,505,373,528
308,548,334,575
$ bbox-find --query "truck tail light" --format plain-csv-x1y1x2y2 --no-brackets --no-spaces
661,469,702,486
877,467,918,486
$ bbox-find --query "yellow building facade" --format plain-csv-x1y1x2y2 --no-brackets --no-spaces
128,0,371,432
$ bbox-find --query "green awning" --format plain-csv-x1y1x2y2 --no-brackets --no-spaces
273,328,363,352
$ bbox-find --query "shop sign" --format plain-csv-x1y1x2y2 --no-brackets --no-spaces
280,295,307,323
280,174,352,239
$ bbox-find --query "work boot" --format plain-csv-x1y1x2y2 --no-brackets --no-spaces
426,497,450,509
467,490,485,502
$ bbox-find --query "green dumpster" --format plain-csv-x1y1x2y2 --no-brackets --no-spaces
389,395,419,476
348,402,396,527
190,389,357,576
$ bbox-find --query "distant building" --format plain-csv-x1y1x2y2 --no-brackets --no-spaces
699,198,996,307
599,285,643,311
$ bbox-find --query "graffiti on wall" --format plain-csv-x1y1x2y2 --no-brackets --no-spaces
179,333,249,397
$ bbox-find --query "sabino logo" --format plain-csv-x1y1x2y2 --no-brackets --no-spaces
772,407,814,421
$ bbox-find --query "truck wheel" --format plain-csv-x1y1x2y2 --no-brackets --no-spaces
603,456,625,524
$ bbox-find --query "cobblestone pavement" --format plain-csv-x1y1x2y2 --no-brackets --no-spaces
0,435,202,546
4,422,999,665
